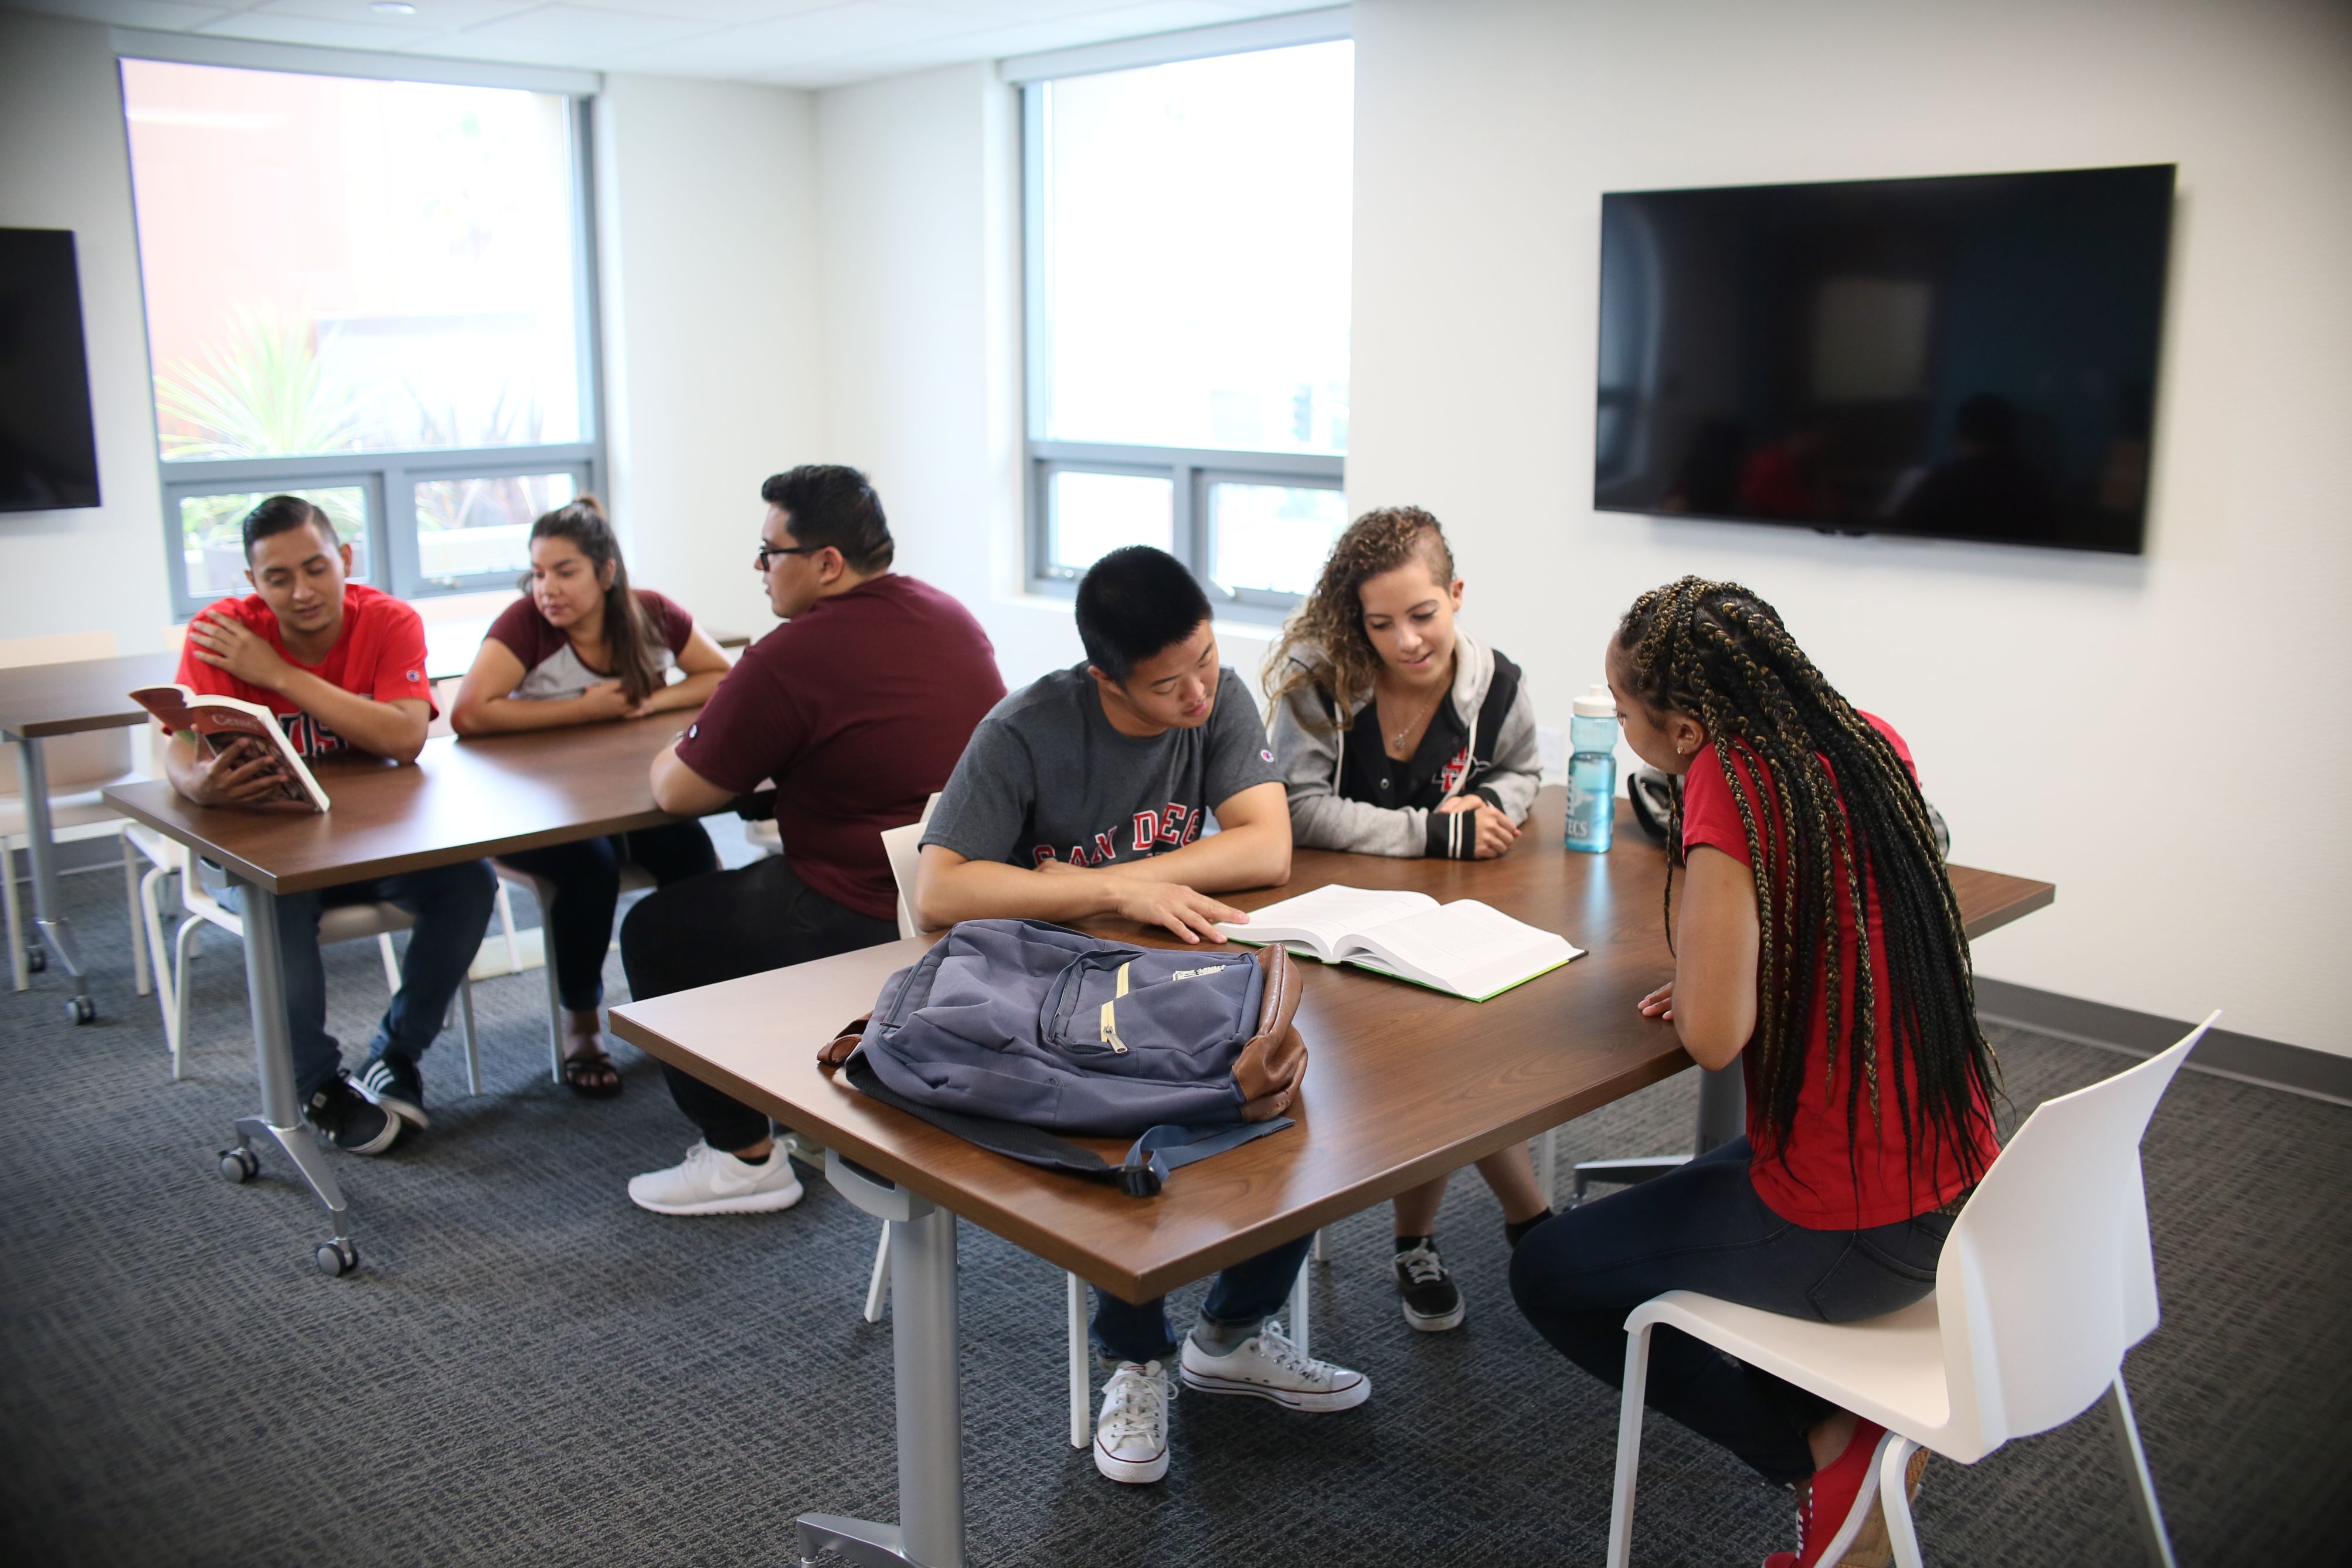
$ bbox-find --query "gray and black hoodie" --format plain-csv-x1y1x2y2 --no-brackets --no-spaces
1267,628,1543,859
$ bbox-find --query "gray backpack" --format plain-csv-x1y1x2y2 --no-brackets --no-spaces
818,919,1308,1196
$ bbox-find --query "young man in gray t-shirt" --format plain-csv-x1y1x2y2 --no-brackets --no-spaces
917,546,1371,1486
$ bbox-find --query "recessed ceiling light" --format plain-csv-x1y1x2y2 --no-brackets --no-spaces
371,2,417,13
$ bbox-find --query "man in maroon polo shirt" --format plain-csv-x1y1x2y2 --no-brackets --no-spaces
618,465,1005,1216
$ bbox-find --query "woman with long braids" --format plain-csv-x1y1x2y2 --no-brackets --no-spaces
1266,506,1552,1334
451,495,731,1096
1509,577,2001,1568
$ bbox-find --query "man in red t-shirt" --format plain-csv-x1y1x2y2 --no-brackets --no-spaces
165,496,494,1157
617,465,1005,1217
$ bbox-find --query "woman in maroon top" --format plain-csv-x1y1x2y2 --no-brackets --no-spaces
1511,578,2001,1568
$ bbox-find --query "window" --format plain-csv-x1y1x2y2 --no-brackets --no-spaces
1023,38,1352,614
121,57,601,616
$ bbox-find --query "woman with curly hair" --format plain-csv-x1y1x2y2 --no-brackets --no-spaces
1264,505,1551,1334
1509,577,2002,1568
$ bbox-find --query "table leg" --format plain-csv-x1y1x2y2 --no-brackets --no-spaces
17,736,94,1021
804,1153,966,1568
221,876,358,1277
1566,1062,1746,1206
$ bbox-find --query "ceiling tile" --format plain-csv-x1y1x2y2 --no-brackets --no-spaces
249,0,543,30
9,0,237,28
447,2,726,61
593,0,841,21
195,7,441,47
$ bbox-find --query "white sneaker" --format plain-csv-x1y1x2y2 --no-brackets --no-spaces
1093,1360,1174,1484
627,1142,806,1217
1178,1319,1370,1412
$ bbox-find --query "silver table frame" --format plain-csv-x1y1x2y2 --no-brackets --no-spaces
9,733,94,1016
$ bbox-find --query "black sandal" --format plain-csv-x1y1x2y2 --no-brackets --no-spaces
562,1047,623,1099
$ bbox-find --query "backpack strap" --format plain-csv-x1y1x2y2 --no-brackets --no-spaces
836,1052,1290,1198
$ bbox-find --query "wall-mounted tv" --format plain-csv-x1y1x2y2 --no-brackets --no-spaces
0,228,102,513
1595,165,2174,555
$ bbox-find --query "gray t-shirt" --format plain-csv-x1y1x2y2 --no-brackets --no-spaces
922,664,1280,869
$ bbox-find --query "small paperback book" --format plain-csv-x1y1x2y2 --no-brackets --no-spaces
1218,884,1582,1002
131,685,329,812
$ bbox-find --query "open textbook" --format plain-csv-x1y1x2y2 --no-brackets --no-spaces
131,684,330,813
1218,884,1581,1002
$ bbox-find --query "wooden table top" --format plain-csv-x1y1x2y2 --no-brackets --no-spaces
0,652,184,740
610,790,2055,1301
101,712,698,894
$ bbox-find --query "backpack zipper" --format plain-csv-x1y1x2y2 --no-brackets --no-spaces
1097,961,1131,1054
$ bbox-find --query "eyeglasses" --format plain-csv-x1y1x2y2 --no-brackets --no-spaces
754,540,824,570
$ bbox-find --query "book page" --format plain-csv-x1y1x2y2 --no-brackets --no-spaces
1216,883,1438,960
1346,898,1581,1000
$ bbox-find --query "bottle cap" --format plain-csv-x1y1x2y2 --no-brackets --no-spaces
1572,683,1616,719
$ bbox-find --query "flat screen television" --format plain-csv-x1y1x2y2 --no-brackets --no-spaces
0,228,102,512
1594,165,2174,554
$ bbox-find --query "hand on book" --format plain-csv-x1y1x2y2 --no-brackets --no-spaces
182,736,302,809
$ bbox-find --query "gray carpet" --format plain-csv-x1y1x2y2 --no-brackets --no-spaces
2,861,2346,1567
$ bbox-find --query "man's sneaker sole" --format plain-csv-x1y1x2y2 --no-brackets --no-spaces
355,1063,429,1130
1402,1295,1466,1332
1177,1363,1369,1412
1092,1439,1169,1484
315,1110,400,1156
626,1175,805,1217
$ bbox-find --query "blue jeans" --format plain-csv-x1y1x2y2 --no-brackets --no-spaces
1092,1232,1318,1365
232,860,498,1102
497,820,718,1010
1507,1136,1955,1485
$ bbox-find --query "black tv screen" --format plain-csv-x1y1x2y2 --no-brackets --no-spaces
1595,165,2174,554
0,228,102,512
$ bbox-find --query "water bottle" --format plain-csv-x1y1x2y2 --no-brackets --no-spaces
1565,683,1617,853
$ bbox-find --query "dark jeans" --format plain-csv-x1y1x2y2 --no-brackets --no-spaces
498,820,718,1009
620,855,899,1153
1092,1232,1318,1365
229,859,499,1103
1508,1136,1954,1485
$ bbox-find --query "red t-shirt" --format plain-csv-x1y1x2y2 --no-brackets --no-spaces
672,574,1005,923
176,583,434,760
1680,712,1998,1229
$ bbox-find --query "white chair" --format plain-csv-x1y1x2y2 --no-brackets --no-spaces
1603,1012,2215,1568
2,631,152,1001
159,852,481,1094
492,858,654,1085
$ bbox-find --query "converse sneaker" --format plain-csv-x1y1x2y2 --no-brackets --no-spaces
1393,1237,1466,1331
1765,1440,1929,1568
304,1072,400,1155
1762,1417,1902,1568
626,1142,806,1217
355,1052,428,1131
1178,1319,1369,1412
1093,1360,1174,1484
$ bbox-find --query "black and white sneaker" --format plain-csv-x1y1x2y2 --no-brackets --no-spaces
305,1072,401,1155
1393,1237,1465,1332
356,1053,428,1131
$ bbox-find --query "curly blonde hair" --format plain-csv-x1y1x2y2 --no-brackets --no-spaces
1265,505,1456,729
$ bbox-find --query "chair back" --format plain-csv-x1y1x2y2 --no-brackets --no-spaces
0,632,135,795
879,792,942,941
1935,1011,2214,1453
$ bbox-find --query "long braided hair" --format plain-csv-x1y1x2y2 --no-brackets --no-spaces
1616,577,1998,1188
1265,506,1456,728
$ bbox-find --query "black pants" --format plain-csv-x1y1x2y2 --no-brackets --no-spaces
619,855,899,1152
498,820,718,1009
1507,1136,1955,1485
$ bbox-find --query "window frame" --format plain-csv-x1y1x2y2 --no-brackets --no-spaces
1017,52,1347,623
124,57,609,621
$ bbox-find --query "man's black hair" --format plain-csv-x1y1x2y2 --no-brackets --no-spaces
759,465,894,573
242,494,338,560
1075,546,1212,682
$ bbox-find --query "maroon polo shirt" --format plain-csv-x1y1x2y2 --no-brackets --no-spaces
672,573,1004,922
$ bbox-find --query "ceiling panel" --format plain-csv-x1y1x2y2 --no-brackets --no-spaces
10,0,237,28
250,0,543,29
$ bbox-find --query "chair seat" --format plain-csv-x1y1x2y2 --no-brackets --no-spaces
1,776,144,838
1632,1291,1975,1459
184,893,416,948
491,859,657,896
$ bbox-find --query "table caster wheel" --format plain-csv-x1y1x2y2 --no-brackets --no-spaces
67,995,95,1025
218,1148,259,1183
25,946,45,974
315,1239,358,1277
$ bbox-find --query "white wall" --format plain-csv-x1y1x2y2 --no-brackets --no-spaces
594,73,821,634
0,10,172,655
1347,0,2352,1053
